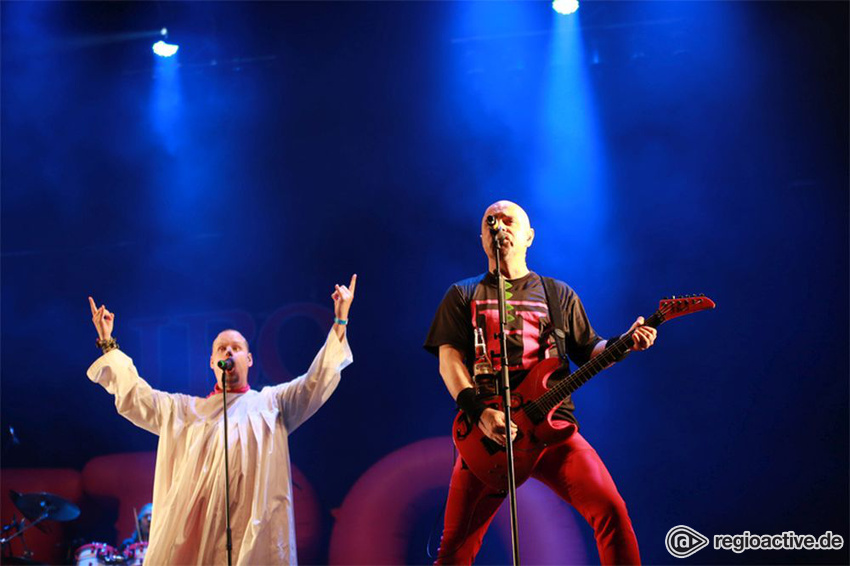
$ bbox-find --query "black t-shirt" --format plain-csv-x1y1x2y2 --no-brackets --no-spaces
424,271,601,425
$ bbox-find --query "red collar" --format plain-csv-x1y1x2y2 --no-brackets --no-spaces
206,383,251,398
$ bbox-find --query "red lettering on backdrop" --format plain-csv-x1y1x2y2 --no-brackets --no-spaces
129,310,256,393
3,442,586,563
257,303,332,384
328,437,587,565
128,305,335,391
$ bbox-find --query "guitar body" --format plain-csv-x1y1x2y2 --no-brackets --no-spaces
452,357,577,492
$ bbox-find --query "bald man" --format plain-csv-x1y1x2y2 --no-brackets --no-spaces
87,275,356,565
425,202,655,565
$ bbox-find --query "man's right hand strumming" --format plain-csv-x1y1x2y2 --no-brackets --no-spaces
88,296,115,341
478,407,518,447
439,344,519,447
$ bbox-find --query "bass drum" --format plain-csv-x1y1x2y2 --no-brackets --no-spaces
123,542,147,566
75,543,124,566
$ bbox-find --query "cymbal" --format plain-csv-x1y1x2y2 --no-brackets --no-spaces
10,491,80,522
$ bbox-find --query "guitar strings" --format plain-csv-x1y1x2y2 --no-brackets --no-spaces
527,304,675,416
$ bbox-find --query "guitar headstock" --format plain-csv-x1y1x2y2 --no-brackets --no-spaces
654,294,716,324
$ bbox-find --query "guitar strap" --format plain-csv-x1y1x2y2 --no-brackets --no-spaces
540,276,569,366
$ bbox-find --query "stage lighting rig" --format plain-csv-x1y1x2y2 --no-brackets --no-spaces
153,28,179,58
552,0,579,16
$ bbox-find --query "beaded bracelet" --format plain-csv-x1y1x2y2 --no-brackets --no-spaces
333,317,348,326
96,337,119,354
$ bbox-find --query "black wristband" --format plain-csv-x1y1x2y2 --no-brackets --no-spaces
605,335,631,363
456,387,487,424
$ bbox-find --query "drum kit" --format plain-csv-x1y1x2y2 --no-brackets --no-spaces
74,541,146,566
0,491,147,566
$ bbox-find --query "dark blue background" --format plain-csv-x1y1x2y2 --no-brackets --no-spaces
2,1,847,564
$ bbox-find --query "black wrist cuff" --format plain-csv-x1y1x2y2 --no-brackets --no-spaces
605,335,631,363
456,387,487,424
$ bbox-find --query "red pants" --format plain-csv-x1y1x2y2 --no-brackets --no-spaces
435,432,640,565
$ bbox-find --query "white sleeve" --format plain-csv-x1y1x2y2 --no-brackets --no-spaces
275,329,353,433
87,349,178,435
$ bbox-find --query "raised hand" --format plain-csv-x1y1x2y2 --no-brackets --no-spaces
88,296,115,341
331,274,357,322
627,316,657,351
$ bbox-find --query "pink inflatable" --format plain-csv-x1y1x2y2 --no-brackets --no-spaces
329,436,587,564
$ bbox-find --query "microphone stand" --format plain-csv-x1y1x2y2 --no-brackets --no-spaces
492,230,521,566
220,368,233,566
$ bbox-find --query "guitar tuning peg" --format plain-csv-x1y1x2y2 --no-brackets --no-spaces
671,295,676,299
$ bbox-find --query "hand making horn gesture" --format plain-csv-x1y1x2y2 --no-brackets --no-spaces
88,296,115,341
331,274,357,338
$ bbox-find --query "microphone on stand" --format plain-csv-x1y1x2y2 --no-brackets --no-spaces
486,215,507,243
215,355,235,565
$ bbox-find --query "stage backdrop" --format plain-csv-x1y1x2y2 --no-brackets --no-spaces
2,2,847,564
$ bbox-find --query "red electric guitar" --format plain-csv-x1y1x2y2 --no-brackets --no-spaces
453,294,716,492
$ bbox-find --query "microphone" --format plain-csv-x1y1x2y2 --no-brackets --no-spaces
486,215,504,236
486,215,507,243
217,358,235,371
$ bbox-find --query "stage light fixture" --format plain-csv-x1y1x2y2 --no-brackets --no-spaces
153,40,179,58
552,0,579,16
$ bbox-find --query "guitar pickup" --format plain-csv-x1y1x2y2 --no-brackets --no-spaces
480,436,503,455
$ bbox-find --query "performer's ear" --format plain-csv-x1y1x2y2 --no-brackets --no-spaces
247,352,253,368
527,228,535,247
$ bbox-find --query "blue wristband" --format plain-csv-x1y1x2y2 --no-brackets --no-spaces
334,317,348,326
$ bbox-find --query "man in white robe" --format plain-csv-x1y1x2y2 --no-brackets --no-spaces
86,275,356,565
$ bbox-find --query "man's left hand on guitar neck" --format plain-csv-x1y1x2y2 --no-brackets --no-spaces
627,316,657,351
592,316,657,363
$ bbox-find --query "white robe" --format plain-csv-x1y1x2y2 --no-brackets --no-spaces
87,330,352,565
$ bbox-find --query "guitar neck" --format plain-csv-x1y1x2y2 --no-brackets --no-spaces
531,312,664,416
526,294,715,420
